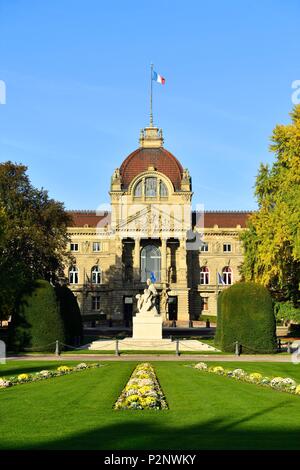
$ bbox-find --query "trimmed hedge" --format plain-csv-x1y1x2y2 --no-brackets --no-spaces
199,314,217,324
9,280,65,352
55,285,82,345
215,282,277,353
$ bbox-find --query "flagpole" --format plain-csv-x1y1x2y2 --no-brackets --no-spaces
150,63,153,127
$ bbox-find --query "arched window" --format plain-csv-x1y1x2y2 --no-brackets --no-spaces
145,177,157,197
200,266,210,285
159,180,168,197
134,180,143,197
222,266,232,285
133,177,169,199
141,245,161,282
69,266,78,284
91,265,102,284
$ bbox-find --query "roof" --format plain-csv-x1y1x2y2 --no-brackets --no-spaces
68,210,252,228
119,147,184,190
68,211,111,228
192,211,252,228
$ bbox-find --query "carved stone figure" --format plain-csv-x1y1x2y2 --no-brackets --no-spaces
112,168,120,180
160,289,168,315
135,279,158,315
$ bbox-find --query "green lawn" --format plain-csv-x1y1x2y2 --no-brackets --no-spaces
1,360,300,450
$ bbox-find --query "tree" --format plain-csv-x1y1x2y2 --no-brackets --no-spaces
0,162,71,320
274,301,300,325
240,105,300,305
9,280,65,352
215,282,277,354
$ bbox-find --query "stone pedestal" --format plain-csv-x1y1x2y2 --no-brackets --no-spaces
132,313,163,340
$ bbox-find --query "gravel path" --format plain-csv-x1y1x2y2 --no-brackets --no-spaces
6,354,295,362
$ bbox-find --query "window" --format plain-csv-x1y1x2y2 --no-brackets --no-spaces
222,266,232,285
93,242,101,252
200,266,210,285
145,177,157,197
91,265,102,284
159,180,168,197
69,266,78,284
134,180,143,197
133,177,169,199
70,243,79,252
201,297,209,311
223,243,232,252
141,245,161,282
200,242,208,252
92,296,100,311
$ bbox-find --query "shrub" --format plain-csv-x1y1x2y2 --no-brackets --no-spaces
215,282,277,353
55,285,82,346
9,280,65,352
198,314,217,324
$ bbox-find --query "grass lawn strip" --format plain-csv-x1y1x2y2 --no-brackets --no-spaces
0,362,102,388
1,361,300,450
193,362,300,396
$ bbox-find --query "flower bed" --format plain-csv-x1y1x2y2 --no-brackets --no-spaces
193,362,300,396
0,363,102,389
114,363,168,410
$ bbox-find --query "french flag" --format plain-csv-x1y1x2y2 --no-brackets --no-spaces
152,70,166,85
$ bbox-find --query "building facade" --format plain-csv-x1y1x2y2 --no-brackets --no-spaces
66,125,251,325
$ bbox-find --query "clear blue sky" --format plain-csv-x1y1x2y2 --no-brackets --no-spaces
0,0,299,211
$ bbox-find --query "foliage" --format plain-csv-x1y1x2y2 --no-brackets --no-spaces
240,105,300,304
198,314,217,324
0,162,71,320
55,285,83,345
0,363,102,389
114,363,168,410
9,280,65,352
194,363,300,395
215,282,277,353
274,301,300,324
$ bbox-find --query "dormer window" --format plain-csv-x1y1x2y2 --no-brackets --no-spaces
134,180,143,197
145,177,157,197
133,177,169,199
160,180,168,197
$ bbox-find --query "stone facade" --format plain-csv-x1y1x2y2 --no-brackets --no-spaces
65,126,251,325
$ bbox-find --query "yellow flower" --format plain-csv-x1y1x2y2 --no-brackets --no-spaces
18,373,29,381
57,365,71,372
138,386,153,396
144,396,156,406
249,373,263,382
212,366,224,374
295,385,300,395
126,394,140,404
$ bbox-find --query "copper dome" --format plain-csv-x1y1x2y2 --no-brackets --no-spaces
119,147,184,191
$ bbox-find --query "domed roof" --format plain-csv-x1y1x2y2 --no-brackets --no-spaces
119,147,184,191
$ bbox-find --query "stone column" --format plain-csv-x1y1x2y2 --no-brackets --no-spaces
177,238,188,286
134,238,141,280
114,236,123,286
161,238,167,283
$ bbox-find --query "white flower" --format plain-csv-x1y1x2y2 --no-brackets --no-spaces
232,369,246,378
270,377,284,388
76,363,88,370
37,370,51,378
194,362,208,370
282,378,296,387
0,378,12,388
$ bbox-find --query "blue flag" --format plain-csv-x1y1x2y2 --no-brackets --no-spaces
217,272,225,286
150,272,157,283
